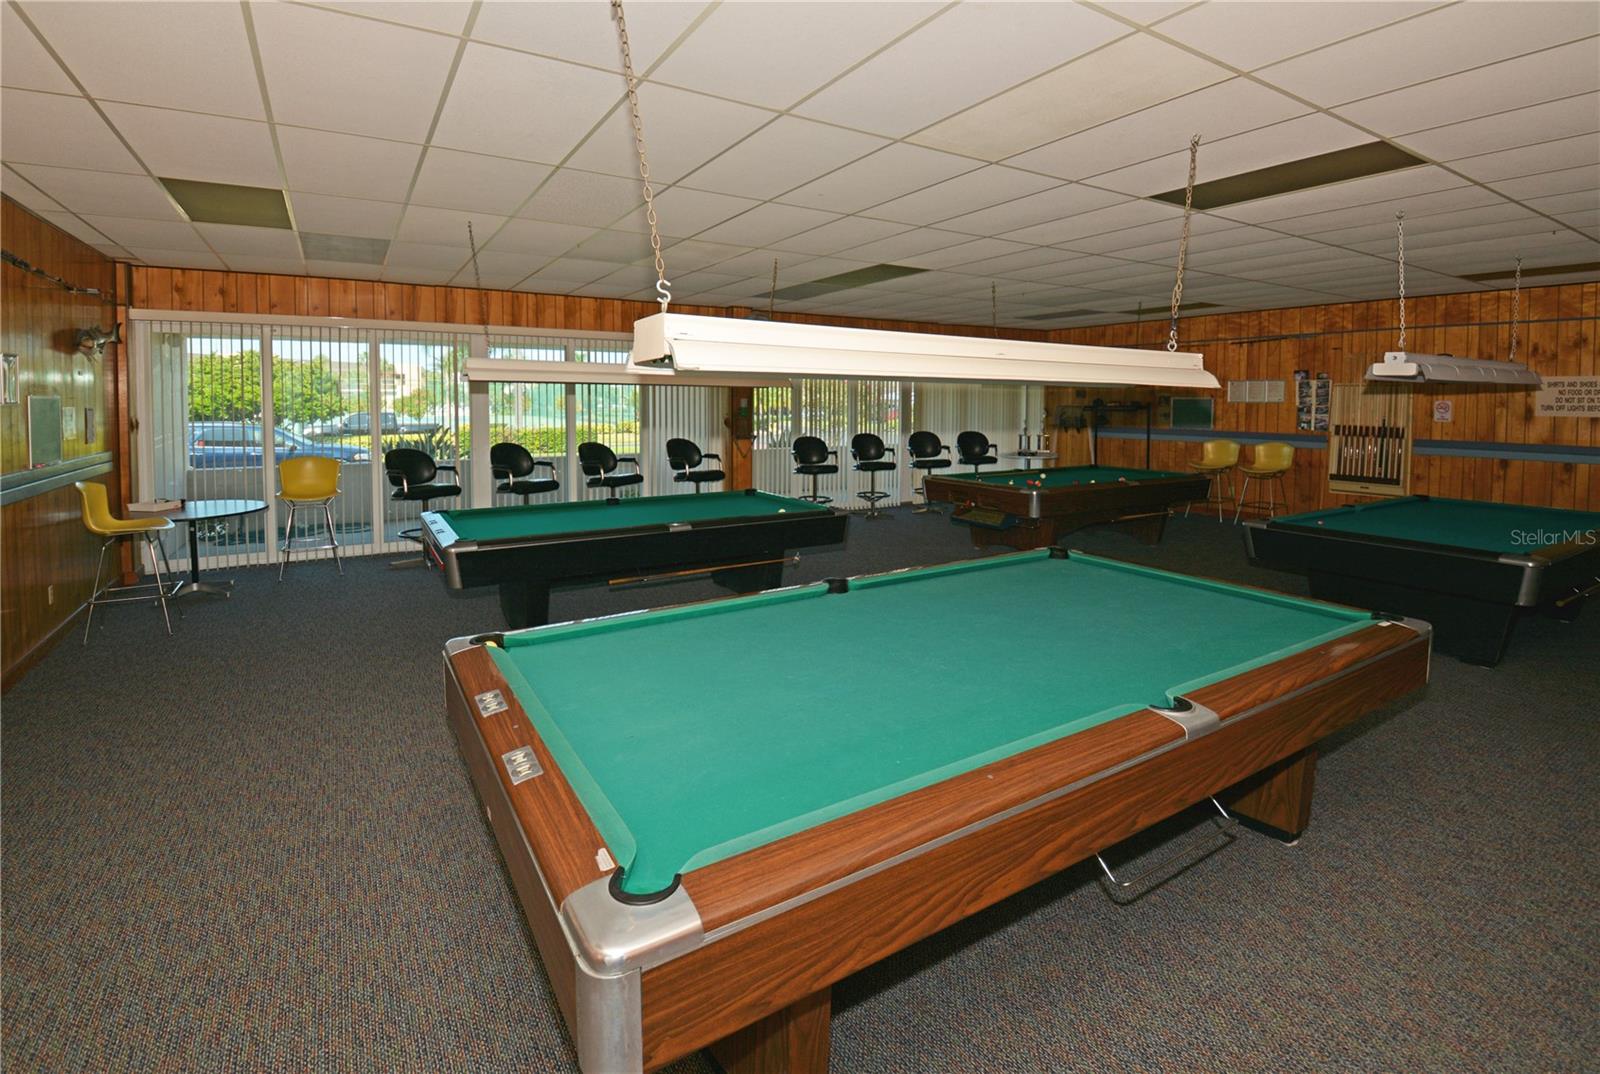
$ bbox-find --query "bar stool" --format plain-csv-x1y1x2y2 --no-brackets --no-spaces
849,433,896,518
791,436,838,503
278,455,343,580
906,430,952,513
955,431,998,474
1184,439,1241,521
1235,442,1295,523
74,480,181,643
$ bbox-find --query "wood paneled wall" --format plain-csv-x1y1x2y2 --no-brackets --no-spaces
2,197,121,687
1046,284,1599,514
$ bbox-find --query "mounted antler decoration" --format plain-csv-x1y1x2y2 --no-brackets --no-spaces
74,323,121,360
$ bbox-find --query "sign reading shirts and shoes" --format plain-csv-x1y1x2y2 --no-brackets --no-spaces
1534,377,1600,418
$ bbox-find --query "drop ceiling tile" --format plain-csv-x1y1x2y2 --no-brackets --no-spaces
288,192,403,239
772,216,910,257
385,241,470,270
898,237,1034,270
565,83,773,185
778,144,979,215
11,164,182,219
305,260,382,280
1398,94,1600,163
221,254,307,275
458,249,540,278
682,117,887,200
912,34,1231,161
709,249,821,277
999,253,1132,282
472,2,707,72
1558,210,1599,237
1,5,75,93
1086,113,1372,197
1526,190,1600,216
25,0,264,117
1305,203,1537,246
79,215,207,251
434,43,621,163
0,166,63,214
124,246,227,269
518,169,643,227
314,2,473,35
650,2,939,109
796,3,1128,138
487,219,596,257
654,241,750,272
0,89,142,172
669,270,749,297
833,227,971,262
1256,2,1600,106
863,166,1060,226
396,206,508,247
1333,40,1600,136
694,202,840,246
1486,164,1600,201
1007,200,1178,246
1095,3,1197,26
1277,184,1503,235
937,184,1125,236
278,127,422,202
100,103,279,187
1451,135,1600,184
1008,78,1311,182
382,266,456,285
611,187,762,238
1156,2,1438,71
190,222,300,256
569,229,677,265
594,264,675,290
1060,213,1249,257
252,3,458,142
779,257,880,284
410,148,551,215
948,246,1090,278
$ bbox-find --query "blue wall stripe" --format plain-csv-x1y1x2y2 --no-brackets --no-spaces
1096,426,1600,465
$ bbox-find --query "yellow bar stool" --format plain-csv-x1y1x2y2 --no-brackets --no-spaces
75,481,181,643
278,456,343,581
1184,439,1241,521
1235,442,1295,523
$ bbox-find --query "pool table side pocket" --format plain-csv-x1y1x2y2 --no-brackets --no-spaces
445,641,618,1028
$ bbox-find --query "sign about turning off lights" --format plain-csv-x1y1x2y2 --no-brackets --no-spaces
1534,377,1600,418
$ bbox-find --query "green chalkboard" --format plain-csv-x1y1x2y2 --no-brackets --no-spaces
1170,397,1214,429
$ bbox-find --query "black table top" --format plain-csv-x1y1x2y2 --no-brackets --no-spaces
132,498,267,523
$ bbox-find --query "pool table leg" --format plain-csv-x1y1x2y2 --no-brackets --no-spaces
498,580,552,630
707,988,830,1074
1221,747,1318,842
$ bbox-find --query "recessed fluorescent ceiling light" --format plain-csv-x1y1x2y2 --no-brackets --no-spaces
1019,309,1101,320
1459,261,1600,282
767,264,927,302
161,178,291,228
299,233,390,265
1152,142,1425,211
1116,301,1220,316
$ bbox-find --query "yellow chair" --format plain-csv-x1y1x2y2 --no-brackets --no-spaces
1184,439,1241,521
1235,442,1295,523
278,456,343,581
75,481,181,643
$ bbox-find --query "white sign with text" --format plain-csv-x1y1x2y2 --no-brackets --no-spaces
1534,376,1600,418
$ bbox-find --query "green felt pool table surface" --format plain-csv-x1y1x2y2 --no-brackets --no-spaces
485,551,1375,895
1270,496,1600,556
942,465,1193,488
429,489,830,543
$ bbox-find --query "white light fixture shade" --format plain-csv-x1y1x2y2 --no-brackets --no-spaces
631,313,1218,388
1366,351,1542,386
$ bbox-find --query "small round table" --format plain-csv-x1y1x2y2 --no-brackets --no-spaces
1003,451,1057,470
132,499,267,597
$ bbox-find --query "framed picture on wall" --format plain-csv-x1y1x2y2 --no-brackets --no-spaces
2,353,16,406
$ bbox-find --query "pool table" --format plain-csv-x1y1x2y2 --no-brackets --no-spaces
923,465,1210,550
421,489,846,628
1245,495,1600,666
443,550,1430,1073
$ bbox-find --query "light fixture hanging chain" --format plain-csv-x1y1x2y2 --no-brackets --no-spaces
992,282,998,334
612,0,671,311
467,221,490,340
768,258,779,319
1395,211,1407,352
1167,134,1201,353
1509,256,1523,362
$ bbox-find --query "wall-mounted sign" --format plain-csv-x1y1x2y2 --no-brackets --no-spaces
1534,376,1600,418
1433,400,1453,423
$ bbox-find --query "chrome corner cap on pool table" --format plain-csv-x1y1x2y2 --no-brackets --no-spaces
561,874,706,978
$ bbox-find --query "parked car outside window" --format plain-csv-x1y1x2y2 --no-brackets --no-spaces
188,422,371,469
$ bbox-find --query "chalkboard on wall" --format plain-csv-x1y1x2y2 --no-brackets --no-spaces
1170,397,1215,429
27,395,62,468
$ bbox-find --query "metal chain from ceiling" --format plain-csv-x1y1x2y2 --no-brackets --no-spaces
466,220,490,339
1167,134,1201,353
1509,256,1523,361
1395,210,1407,352
611,0,672,312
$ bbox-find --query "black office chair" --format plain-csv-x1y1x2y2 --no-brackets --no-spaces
490,442,560,503
907,430,952,513
956,431,998,474
666,438,725,493
850,433,896,518
578,441,644,500
791,436,838,503
384,448,460,567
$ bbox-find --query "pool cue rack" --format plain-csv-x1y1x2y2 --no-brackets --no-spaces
1327,383,1412,497
1057,399,1153,468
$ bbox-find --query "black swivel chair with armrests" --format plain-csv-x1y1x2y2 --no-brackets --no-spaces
665,438,725,493
956,431,998,474
850,433,896,518
578,441,644,501
906,430,952,513
791,436,838,503
490,442,560,503
384,448,460,567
